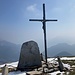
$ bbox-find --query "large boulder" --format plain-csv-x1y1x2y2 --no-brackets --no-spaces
17,41,42,71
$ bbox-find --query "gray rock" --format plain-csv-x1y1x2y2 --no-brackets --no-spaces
17,41,42,71
57,57,64,72
2,64,8,75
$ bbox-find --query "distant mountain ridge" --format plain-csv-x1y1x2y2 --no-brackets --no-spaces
0,40,75,64
43,43,75,57
55,51,72,57
0,40,21,64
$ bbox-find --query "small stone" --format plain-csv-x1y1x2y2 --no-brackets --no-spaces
2,64,8,75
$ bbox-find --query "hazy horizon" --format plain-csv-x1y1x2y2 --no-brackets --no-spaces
0,0,75,51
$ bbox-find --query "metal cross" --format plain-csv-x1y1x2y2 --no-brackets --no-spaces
29,4,58,63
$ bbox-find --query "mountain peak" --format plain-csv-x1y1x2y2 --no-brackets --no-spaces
55,51,72,57
46,43,75,57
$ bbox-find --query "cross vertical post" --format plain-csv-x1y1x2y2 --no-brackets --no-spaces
29,4,58,64
42,4,47,63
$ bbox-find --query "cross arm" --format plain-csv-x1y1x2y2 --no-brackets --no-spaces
29,19,43,22
45,19,58,21
29,19,58,22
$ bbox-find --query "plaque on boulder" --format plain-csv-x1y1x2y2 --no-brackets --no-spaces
17,41,42,71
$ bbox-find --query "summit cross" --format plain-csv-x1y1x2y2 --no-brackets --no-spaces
29,4,58,63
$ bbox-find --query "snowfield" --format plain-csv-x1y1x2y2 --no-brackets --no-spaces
0,57,75,75
0,71,26,75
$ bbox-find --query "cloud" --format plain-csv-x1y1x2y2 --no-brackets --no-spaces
27,4,37,12
26,4,41,16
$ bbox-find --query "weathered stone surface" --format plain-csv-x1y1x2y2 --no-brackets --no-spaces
2,64,8,75
26,71,42,75
57,57,64,72
17,41,42,71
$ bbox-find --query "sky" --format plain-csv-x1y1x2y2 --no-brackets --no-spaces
0,0,75,52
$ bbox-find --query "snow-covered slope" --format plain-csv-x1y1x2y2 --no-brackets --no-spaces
0,57,74,75
0,71,26,75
